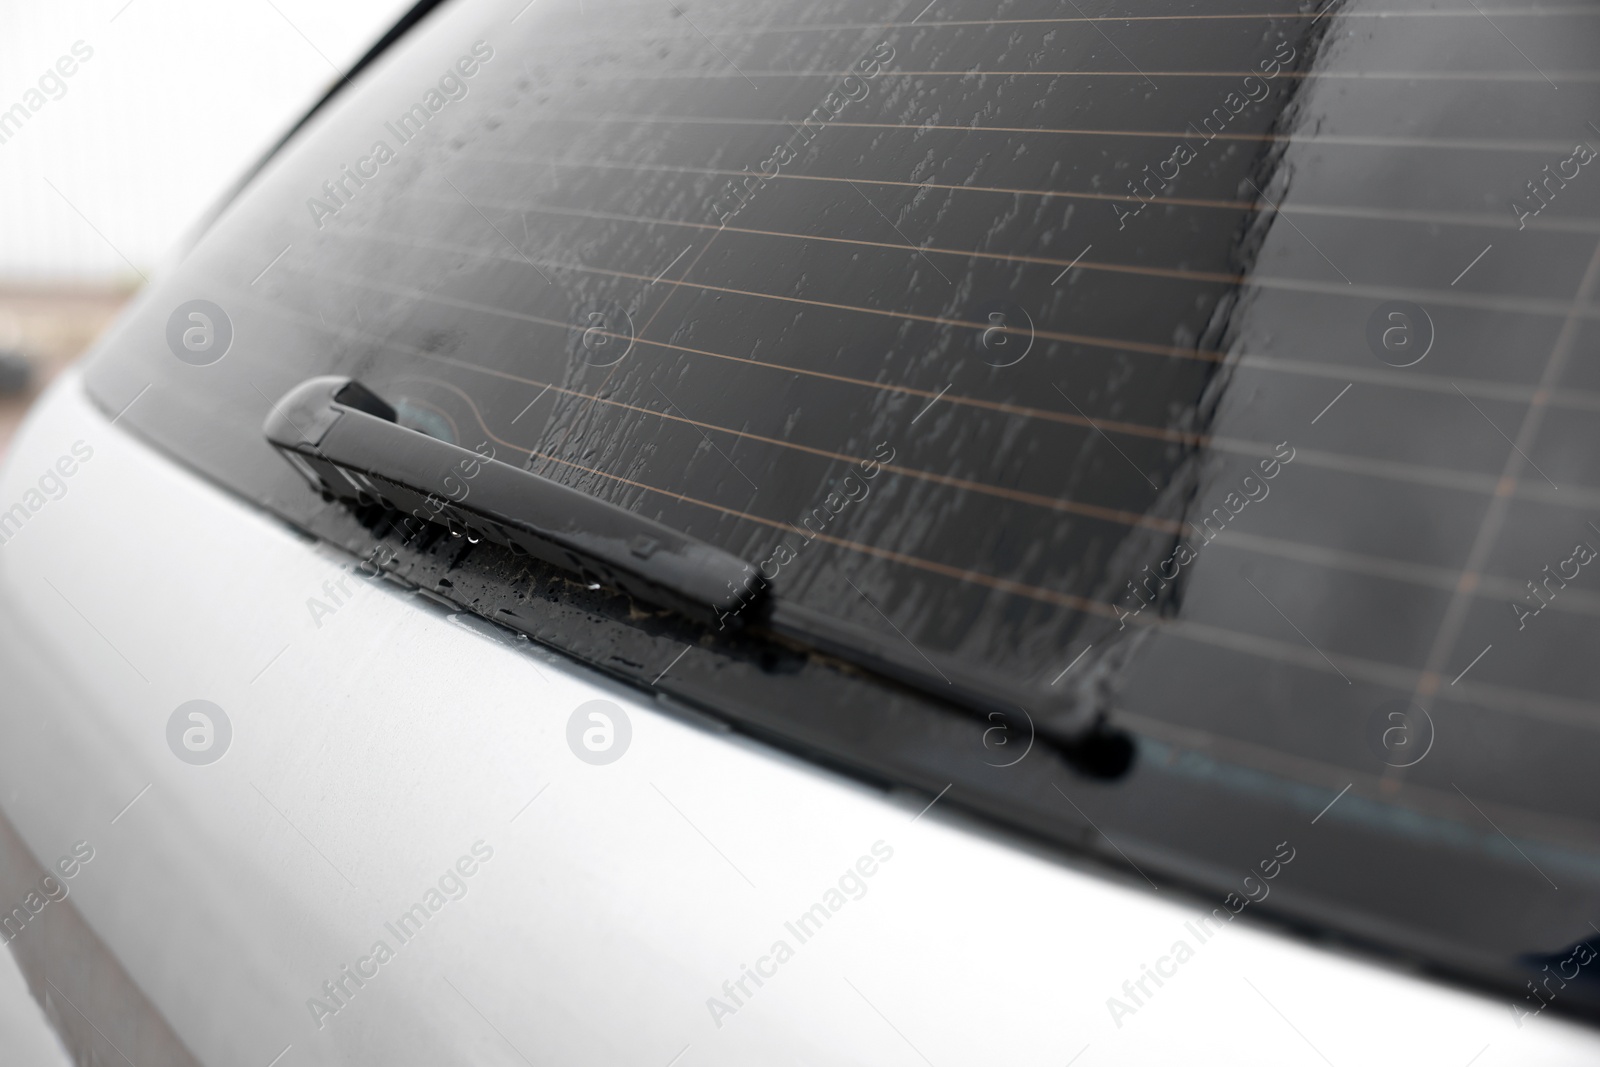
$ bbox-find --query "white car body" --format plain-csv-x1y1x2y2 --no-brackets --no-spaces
0,367,1595,1064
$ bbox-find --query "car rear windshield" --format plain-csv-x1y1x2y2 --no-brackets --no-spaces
84,0,1600,1020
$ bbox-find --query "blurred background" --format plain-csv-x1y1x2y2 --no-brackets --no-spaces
0,0,416,456
0,0,415,1054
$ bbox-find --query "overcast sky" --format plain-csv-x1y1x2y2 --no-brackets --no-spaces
0,0,416,282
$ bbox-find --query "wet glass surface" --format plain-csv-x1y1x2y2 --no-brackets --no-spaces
86,0,1600,1013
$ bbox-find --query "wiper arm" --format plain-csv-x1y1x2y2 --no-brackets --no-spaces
265,377,1099,739
264,376,762,623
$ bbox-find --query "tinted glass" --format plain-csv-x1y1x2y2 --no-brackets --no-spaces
85,0,1600,1020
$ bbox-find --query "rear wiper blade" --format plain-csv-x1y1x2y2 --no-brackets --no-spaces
264,376,761,623
264,377,1098,737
